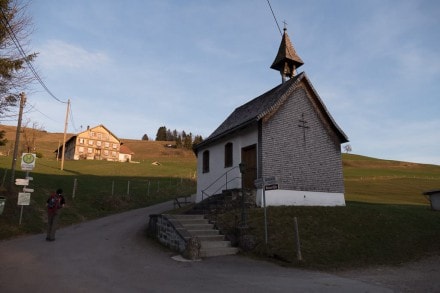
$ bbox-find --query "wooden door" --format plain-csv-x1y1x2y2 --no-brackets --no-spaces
241,145,257,189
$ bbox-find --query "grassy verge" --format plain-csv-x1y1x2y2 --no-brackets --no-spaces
216,201,440,270
0,156,196,239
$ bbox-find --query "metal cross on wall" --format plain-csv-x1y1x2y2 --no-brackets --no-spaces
298,113,309,145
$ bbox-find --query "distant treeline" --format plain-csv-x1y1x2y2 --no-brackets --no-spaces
142,126,203,150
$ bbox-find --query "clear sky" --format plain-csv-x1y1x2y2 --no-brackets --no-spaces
4,0,440,165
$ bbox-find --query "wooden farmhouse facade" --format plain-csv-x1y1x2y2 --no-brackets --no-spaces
193,28,348,207
56,124,128,161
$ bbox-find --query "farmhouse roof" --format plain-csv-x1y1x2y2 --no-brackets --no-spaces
119,144,134,155
80,124,121,142
194,72,348,151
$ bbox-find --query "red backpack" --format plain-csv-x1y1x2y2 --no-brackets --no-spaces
47,193,61,213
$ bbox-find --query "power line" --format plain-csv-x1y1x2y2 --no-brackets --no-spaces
266,0,282,36
26,103,59,122
0,6,67,104
69,104,78,132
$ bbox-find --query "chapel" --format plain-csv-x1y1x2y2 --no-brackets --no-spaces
193,27,348,206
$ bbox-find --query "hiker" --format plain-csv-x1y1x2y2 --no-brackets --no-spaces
46,188,65,241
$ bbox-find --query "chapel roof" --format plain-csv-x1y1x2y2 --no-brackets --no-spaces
194,72,348,151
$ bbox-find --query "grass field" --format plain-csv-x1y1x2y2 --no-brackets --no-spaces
0,124,439,269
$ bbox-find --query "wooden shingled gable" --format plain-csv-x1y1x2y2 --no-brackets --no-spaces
194,72,347,151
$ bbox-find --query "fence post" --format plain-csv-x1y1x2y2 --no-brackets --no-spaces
1,168,7,188
127,181,130,196
294,217,302,261
72,178,77,199
111,180,115,196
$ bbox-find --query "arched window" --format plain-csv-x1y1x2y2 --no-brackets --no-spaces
224,142,233,167
202,150,210,173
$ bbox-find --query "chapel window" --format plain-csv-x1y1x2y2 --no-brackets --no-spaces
224,142,233,168
202,150,210,173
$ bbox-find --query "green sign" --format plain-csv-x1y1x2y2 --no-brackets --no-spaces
21,153,36,170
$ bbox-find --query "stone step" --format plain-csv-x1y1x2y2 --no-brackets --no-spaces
194,234,225,242
176,219,209,225
200,240,232,249
200,247,239,258
188,229,219,236
182,223,214,230
171,214,205,220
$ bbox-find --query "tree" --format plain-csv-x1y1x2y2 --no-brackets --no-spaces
183,132,193,150
21,119,44,153
0,129,6,146
155,126,167,141
141,134,149,141
193,135,203,147
0,0,37,117
344,144,352,154
175,134,182,148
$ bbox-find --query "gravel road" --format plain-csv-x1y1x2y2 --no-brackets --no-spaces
0,200,437,292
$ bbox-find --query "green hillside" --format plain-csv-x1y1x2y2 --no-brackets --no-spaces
343,153,439,205
0,124,439,269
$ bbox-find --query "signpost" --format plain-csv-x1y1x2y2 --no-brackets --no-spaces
21,153,36,171
254,176,279,245
16,153,36,225
17,193,31,206
15,178,29,186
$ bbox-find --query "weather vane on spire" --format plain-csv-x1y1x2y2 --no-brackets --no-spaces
282,20,288,31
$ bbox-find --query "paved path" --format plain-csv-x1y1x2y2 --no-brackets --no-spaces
0,201,401,292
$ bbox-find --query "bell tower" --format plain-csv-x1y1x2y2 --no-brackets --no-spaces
270,25,304,83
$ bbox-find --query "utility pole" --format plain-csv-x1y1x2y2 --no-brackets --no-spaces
10,92,26,190
60,99,70,171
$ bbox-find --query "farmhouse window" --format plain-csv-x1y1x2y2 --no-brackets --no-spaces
203,150,210,173
87,148,93,154
97,141,102,147
79,138,84,144
224,142,233,168
97,133,102,140
112,151,116,157
104,150,109,156
90,131,95,137
112,143,118,149
78,146,84,153
89,140,94,145
105,142,110,148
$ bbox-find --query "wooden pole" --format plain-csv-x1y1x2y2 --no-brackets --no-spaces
60,99,70,171
294,217,303,261
72,178,77,199
10,93,26,190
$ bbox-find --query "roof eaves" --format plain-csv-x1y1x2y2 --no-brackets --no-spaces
301,73,349,142
194,118,257,151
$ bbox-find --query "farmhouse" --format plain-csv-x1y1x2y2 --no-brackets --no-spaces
55,124,127,161
193,27,348,207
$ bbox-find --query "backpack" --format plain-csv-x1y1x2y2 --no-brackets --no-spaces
47,193,61,212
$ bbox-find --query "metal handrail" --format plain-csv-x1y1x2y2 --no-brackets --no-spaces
201,165,240,201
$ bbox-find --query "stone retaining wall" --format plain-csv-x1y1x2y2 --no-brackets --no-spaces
148,214,190,253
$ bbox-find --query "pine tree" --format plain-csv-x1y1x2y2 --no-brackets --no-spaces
155,126,167,141
141,134,149,141
183,132,193,150
193,135,203,147
0,0,37,116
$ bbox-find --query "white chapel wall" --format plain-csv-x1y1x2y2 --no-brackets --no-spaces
196,127,257,202
256,189,346,207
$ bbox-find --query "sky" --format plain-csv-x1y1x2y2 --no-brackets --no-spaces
3,0,440,165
